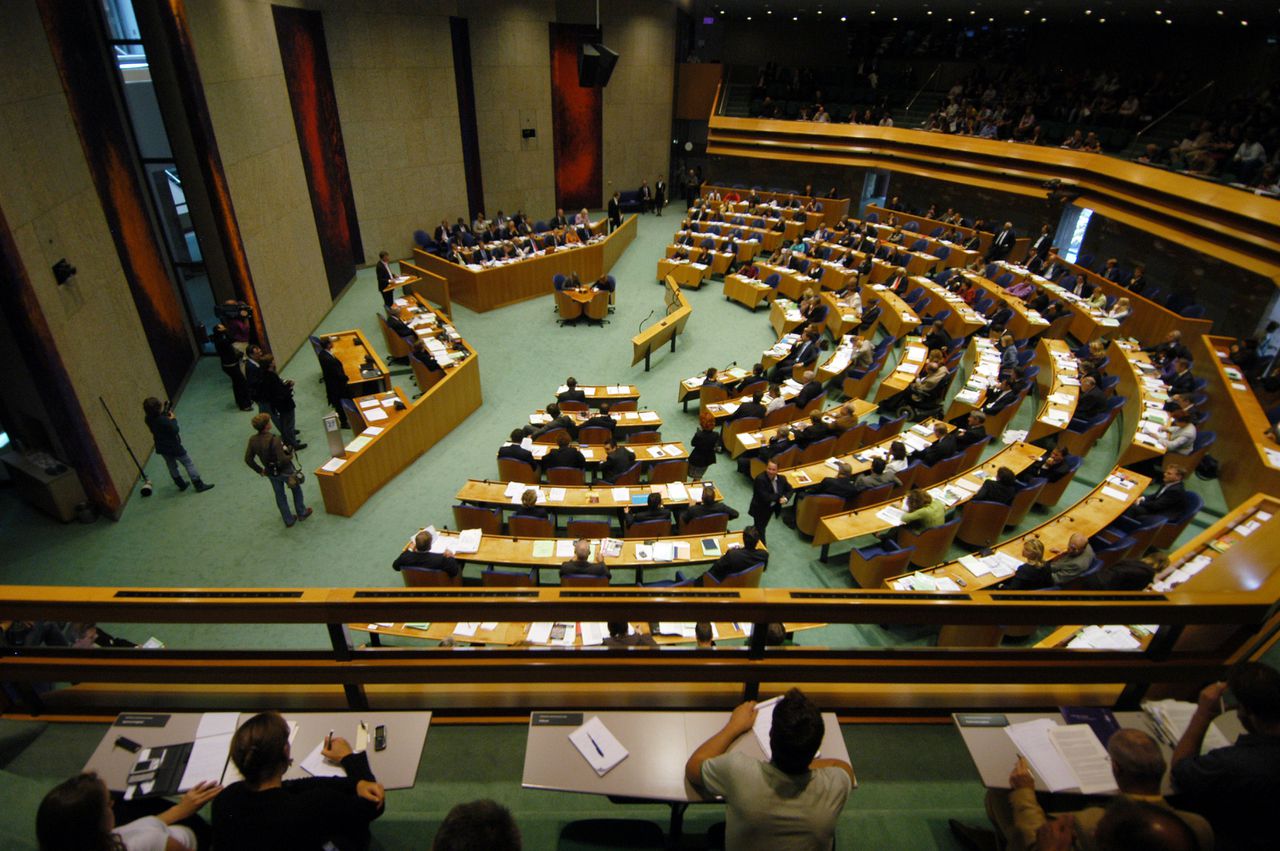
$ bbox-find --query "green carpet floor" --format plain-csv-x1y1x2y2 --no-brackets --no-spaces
0,209,1250,849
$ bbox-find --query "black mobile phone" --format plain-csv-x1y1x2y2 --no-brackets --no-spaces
115,736,142,753
374,725,387,751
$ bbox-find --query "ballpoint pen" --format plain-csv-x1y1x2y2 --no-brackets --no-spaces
587,734,605,757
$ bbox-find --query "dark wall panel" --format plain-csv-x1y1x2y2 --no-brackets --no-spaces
549,23,603,211
36,0,194,398
272,5,362,297
449,17,484,220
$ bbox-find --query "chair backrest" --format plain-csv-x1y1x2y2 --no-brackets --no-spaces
1006,477,1046,527
578,426,612,445
625,517,673,539
558,400,589,412
797,435,837,466
1035,457,1082,507
1121,513,1167,559
497,457,538,484
452,504,502,534
678,512,730,536
763,404,799,428
852,481,894,509
400,566,463,587
611,462,643,486
482,569,536,587
1058,557,1104,591
649,459,689,484
915,453,963,489
611,399,637,412
1151,491,1204,551
898,516,962,568
956,499,1014,548
833,422,866,455
723,417,763,444
508,514,554,537
708,561,765,588
958,436,991,471
628,430,661,444
547,466,586,486
565,519,613,540
764,273,781,287
556,290,583,319
796,494,848,537
699,385,730,411
865,412,907,442
552,273,567,289
561,574,611,587
848,543,915,589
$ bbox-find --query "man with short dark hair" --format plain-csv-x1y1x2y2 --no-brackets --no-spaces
598,437,635,484
625,492,672,531
541,433,585,472
375,250,395,308
685,688,854,850
749,461,793,543
499,429,536,467
393,530,459,579
853,456,901,493
1170,661,1280,851
603,622,656,648
557,377,587,403
579,401,616,438
681,485,740,525
699,525,768,585
432,799,521,851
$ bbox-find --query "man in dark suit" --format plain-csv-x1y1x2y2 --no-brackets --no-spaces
731,390,768,422
498,429,536,467
1126,265,1149,296
541,434,585,472
982,378,1020,417
792,411,833,448
560,539,609,579
769,330,822,382
1165,358,1197,395
1102,257,1125,283
640,181,653,214
528,402,578,440
885,269,910,295
549,208,568,229
375,250,395,308
1019,447,1076,484
1125,465,1189,521
654,176,666,216
579,402,616,439
557,377,587,404
793,370,825,409
433,219,452,245
681,485,740,526
1072,375,1108,424
911,422,958,467
1066,275,1095,299
923,319,952,353
811,461,861,501
598,438,635,483
385,311,413,340
607,191,622,232
698,525,768,585
749,461,793,542
954,411,988,448
392,530,459,579
972,466,1018,505
317,336,350,429
1025,225,1052,263
625,492,672,531
1143,330,1191,366
1041,249,1068,281
985,221,1016,261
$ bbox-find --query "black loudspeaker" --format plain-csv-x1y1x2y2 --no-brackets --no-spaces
578,42,619,87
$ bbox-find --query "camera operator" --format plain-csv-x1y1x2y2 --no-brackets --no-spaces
211,324,253,411
217,300,254,353
142,397,214,493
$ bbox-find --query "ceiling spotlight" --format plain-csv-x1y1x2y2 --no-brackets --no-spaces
1098,17,1106,22
988,16,994,21
1165,18,1172,24
746,15,752,20
927,10,933,15
1085,9,1092,15
1024,9,1030,15
893,16,899,21
1241,19,1249,26
817,9,822,14
1040,16,1047,22
1217,9,1225,15
792,15,798,20
840,15,847,21
1155,9,1163,15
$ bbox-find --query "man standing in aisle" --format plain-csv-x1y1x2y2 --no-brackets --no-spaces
607,191,622,233
143,397,214,493
317,337,351,429
244,413,312,527
639,180,653,214
654,175,666,216
986,222,1017,262
749,460,793,543
375,250,395,308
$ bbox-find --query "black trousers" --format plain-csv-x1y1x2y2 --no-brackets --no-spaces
221,362,251,409
750,507,776,542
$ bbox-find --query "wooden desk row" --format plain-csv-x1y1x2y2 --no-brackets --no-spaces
631,278,692,370
872,340,931,403
657,255,711,288
1027,339,1081,444
994,261,1117,343
354,619,823,647
499,440,690,471
411,214,636,312
958,270,1053,342
529,407,664,437
316,297,482,516
456,479,717,516
700,182,851,226
862,282,923,341
814,440,1045,549
1111,340,1171,468
1196,335,1280,507
553,384,640,406
726,397,879,462
681,217,783,253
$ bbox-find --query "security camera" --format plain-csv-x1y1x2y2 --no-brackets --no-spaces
53,259,76,285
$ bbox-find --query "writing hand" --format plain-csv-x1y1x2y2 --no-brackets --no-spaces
322,735,354,761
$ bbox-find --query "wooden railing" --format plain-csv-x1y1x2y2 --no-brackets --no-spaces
4,585,1277,715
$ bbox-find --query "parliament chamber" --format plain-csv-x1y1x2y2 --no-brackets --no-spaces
3,1,1280,848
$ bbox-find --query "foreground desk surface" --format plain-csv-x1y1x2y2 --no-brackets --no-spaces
523,709,849,803
953,710,1241,793
84,711,431,791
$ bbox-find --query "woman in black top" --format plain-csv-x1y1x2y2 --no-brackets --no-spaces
688,412,720,480
213,711,384,850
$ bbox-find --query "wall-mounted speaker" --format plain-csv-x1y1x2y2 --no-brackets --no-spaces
578,42,619,87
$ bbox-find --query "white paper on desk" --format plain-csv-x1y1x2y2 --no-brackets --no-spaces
363,407,389,423
570,716,629,777
667,481,689,502
672,541,692,560
580,622,607,646
527,622,554,644
658,622,697,638
663,444,681,456
1048,726,1117,794
611,487,630,502
639,411,660,422
555,539,576,559
300,742,347,779
196,712,240,740
634,544,653,561
876,506,905,526
1101,486,1129,501
358,398,379,409
504,481,525,498
752,696,783,760
321,457,345,472
345,435,373,453
548,488,566,503
362,426,384,437
1005,719,1078,792
455,528,482,554
178,733,233,791
453,622,480,637
652,541,675,562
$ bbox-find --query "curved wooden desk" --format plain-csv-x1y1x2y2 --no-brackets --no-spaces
1196,335,1280,506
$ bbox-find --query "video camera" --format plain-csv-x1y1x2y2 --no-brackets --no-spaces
214,300,254,322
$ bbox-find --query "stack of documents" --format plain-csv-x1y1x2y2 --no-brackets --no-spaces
1004,718,1117,794
1142,700,1233,753
1066,625,1143,650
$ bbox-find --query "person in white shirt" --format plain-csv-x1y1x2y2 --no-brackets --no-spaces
37,772,221,851
574,208,590,226
1107,296,1132,322
764,383,787,415
1232,135,1267,182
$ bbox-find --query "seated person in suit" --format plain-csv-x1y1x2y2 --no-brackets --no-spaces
853,456,902,493
982,377,1020,417
385,311,414,339
698,525,768,585
411,339,441,373
1001,532,1095,589
829,401,863,433
592,274,614,293
972,466,1018,505
560,539,609,579
681,485,740,526
923,319,953,353
1143,329,1191,367
602,622,657,648
732,389,768,422
699,366,726,393
526,402,578,440
1161,410,1197,455
579,402,616,439
598,438,635,483
393,530,460,578
953,411,988,448
811,461,861,501
880,361,950,415
625,492,672,531
498,428,536,466
793,370,825,409
897,488,946,532
1071,375,1108,424
514,488,548,520
1124,465,1189,521
557,377,587,403
1081,557,1156,591
792,410,834,448
1020,447,1077,483
541,433,585,472
911,422,959,467
769,328,823,383
1165,358,1197,396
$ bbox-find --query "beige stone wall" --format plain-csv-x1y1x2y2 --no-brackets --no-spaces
467,0,558,220
600,1,675,202
320,0,468,261
0,0,167,495
184,0,332,364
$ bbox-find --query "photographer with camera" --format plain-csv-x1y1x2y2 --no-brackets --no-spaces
211,324,253,411
143,397,214,493
216,300,254,352
244,413,312,527
257,353,305,450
